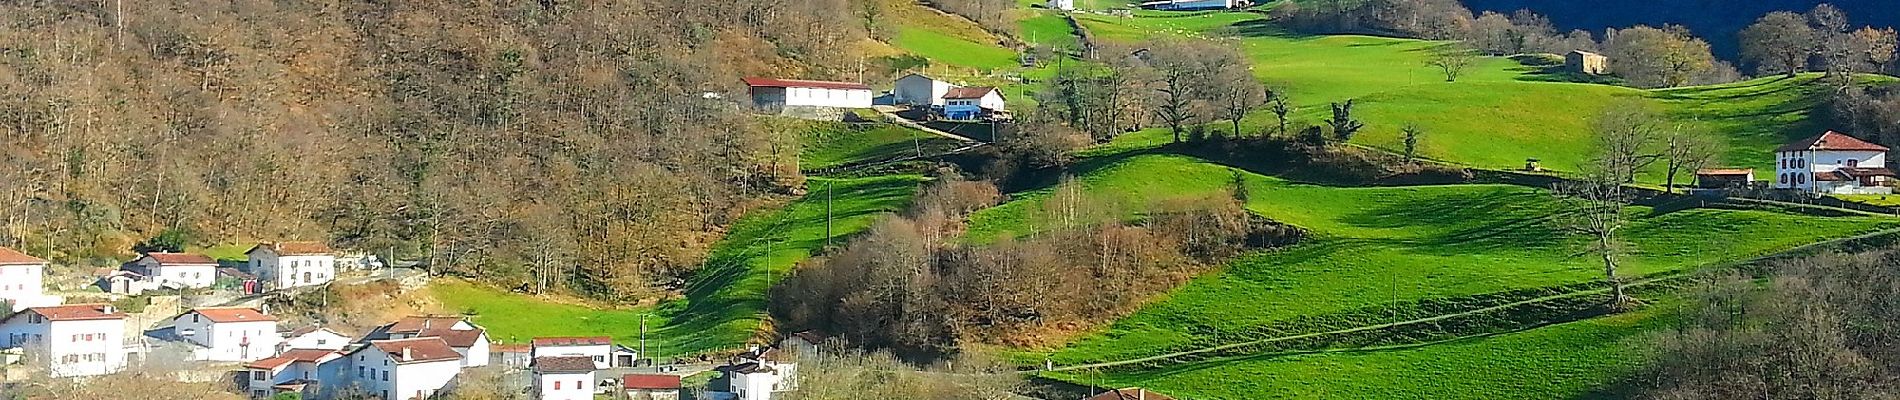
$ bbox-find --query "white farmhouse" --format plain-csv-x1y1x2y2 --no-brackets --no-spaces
343,337,463,400
281,326,352,352
531,355,599,400
622,374,684,400
243,348,345,399
715,347,798,400
246,241,338,290
1773,130,1895,194
893,73,955,107
941,87,1006,120
0,247,61,312
172,307,281,362
1046,0,1075,10
531,336,612,369
743,77,874,109
0,304,128,377
127,252,219,289
360,315,490,368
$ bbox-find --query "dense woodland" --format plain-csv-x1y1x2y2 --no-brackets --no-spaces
0,0,882,300
1463,0,1899,60
1639,249,1900,399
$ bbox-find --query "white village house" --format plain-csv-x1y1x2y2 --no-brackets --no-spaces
941,87,1006,120
531,355,599,400
281,326,352,352
716,347,798,400
247,241,338,290
0,247,61,312
1773,130,1895,194
1046,0,1075,11
531,336,613,370
623,373,684,400
742,77,874,109
344,337,464,400
0,304,130,378
1138,0,1242,10
360,315,490,368
893,73,955,107
127,252,219,289
244,348,345,399
172,307,281,362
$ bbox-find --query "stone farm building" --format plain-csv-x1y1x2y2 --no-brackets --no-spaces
1566,50,1608,75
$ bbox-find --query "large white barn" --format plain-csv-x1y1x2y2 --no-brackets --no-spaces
743,77,873,109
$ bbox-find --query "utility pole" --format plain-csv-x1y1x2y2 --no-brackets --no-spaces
639,313,648,370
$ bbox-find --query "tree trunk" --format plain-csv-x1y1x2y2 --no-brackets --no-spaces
1665,168,1677,194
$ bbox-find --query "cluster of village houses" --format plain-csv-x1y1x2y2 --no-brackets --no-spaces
0,244,810,400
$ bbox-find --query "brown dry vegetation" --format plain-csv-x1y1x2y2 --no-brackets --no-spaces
0,0,881,300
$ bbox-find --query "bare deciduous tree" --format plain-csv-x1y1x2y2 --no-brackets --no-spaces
1661,127,1723,194
1426,45,1478,82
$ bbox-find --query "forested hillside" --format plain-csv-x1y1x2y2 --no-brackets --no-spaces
1462,0,1899,58
0,0,878,300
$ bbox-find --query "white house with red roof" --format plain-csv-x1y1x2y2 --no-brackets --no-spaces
1773,130,1894,194
243,348,344,399
0,246,62,312
531,336,613,369
532,355,599,400
941,86,1006,120
172,307,281,362
359,315,490,368
0,304,129,377
127,252,219,289
623,373,684,400
742,77,873,109
246,241,338,290
343,337,464,400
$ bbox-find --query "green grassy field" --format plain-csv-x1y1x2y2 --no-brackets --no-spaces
433,174,925,354
1049,299,1676,399
800,121,965,171
970,154,1894,367
1072,12,1859,178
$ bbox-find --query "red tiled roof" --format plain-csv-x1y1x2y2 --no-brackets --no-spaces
533,336,612,347
0,247,46,265
20,304,125,322
247,241,334,256
943,86,1000,99
419,326,486,348
1815,171,1851,181
184,307,276,323
1695,168,1754,176
143,252,217,265
245,349,339,370
491,344,531,353
362,337,462,364
532,356,598,372
622,374,683,389
741,77,871,90
1084,388,1178,400
1777,131,1890,152
388,316,469,333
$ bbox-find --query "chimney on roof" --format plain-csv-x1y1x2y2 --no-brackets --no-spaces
402,347,412,361
424,319,432,330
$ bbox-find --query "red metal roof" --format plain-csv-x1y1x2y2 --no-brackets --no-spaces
1777,131,1890,152
741,77,871,90
143,252,217,265
533,336,612,346
184,307,276,323
419,326,486,348
0,247,46,265
622,374,683,389
943,86,1000,100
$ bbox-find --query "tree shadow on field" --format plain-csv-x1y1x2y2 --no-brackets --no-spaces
1335,187,1571,256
